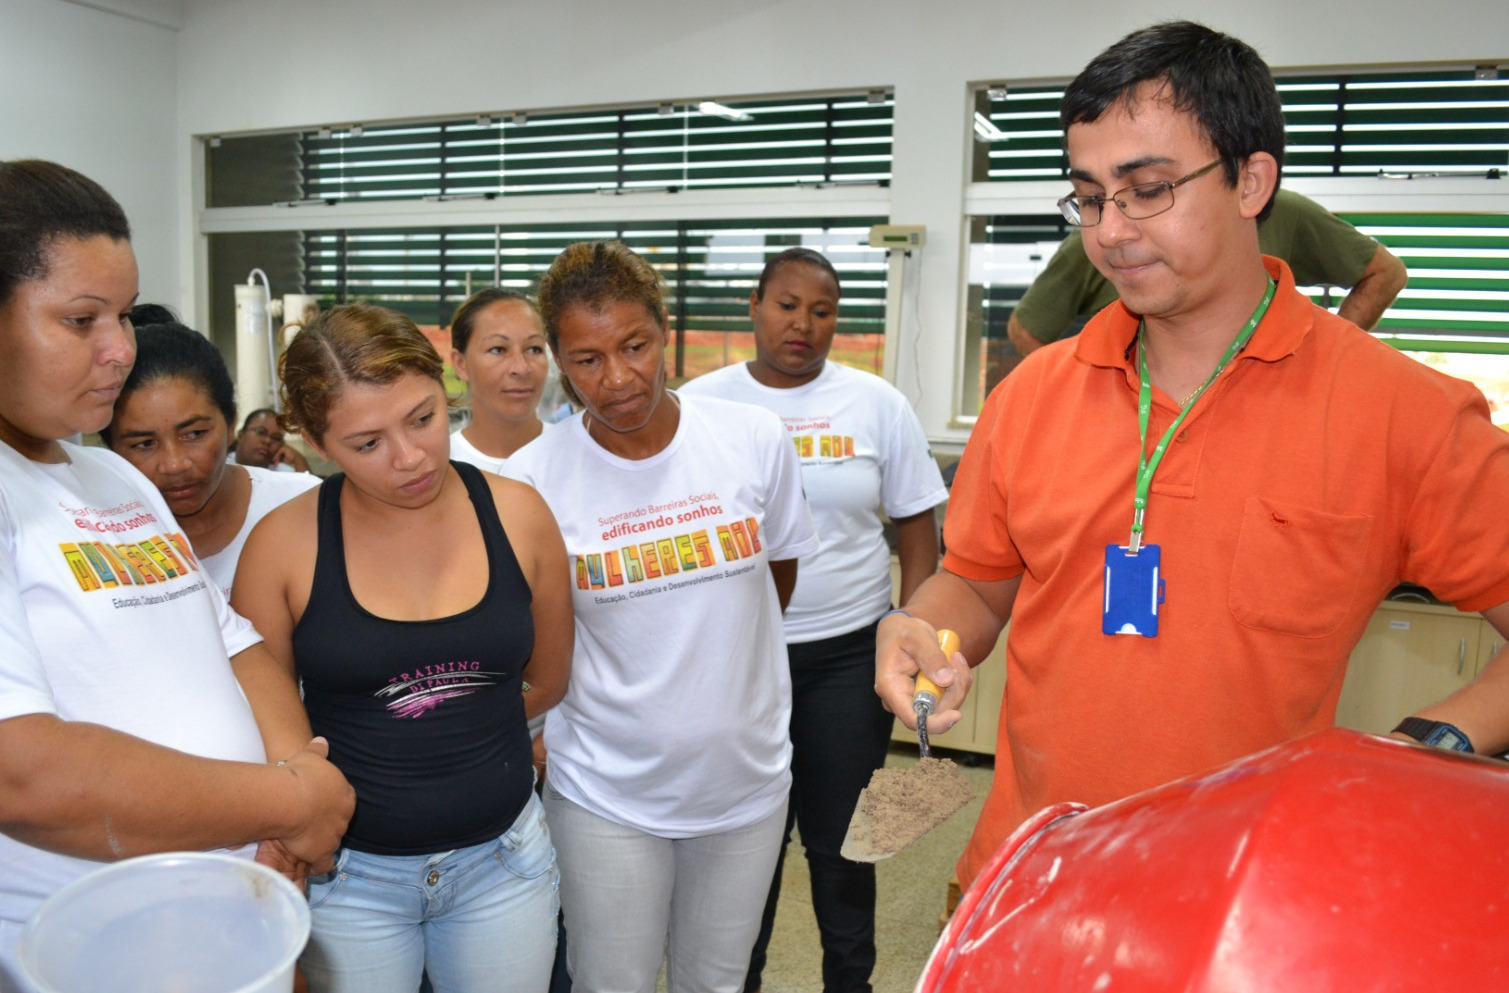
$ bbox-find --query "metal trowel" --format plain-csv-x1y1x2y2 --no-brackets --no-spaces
841,629,977,862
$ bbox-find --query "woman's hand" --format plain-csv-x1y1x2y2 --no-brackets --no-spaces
270,443,310,473
532,735,549,784
273,737,356,875
255,837,311,887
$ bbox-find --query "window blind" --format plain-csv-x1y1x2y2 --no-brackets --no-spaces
206,95,893,207
974,68,1507,181
963,211,1509,373
1346,212,1509,342
301,216,889,353
971,68,1509,351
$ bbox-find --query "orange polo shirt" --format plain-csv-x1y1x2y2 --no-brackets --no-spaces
946,257,1509,888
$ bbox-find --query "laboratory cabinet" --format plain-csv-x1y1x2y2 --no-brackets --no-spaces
1335,600,1504,735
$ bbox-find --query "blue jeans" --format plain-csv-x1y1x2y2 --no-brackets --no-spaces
302,793,558,993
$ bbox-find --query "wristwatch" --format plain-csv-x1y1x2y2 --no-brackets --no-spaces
1392,717,1474,753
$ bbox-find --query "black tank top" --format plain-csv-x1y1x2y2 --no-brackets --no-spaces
293,461,535,855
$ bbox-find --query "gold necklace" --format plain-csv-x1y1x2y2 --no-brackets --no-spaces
1179,386,1202,408
582,390,680,439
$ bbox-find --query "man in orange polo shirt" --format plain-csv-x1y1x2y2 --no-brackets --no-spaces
877,20,1509,889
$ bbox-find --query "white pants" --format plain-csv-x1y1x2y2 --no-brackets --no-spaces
542,781,787,993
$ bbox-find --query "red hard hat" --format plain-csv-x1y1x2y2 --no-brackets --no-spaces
921,727,1509,992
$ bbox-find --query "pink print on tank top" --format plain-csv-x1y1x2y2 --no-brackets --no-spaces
377,661,498,718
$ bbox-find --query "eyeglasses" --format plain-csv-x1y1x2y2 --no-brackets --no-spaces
1056,159,1223,227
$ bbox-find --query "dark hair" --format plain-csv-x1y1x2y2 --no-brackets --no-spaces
0,159,132,306
755,247,842,300
279,302,451,446
537,241,665,354
240,408,278,432
1059,21,1285,221
128,303,180,328
100,322,236,447
449,287,541,354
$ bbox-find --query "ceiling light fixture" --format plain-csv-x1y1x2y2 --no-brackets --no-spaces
973,112,1005,142
697,101,753,122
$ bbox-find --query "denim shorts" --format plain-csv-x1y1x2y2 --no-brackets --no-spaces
301,792,558,993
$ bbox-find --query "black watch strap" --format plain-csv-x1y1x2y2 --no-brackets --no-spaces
1393,717,1474,753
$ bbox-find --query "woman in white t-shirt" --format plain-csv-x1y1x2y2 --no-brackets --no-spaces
102,321,318,601
448,288,552,475
230,407,310,472
681,248,947,993
447,289,563,790
0,158,352,989
445,287,568,992
505,241,818,993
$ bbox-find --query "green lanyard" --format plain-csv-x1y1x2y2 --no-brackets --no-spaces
1128,278,1276,553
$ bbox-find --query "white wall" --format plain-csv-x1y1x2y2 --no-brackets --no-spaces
173,0,1509,440
1,0,181,307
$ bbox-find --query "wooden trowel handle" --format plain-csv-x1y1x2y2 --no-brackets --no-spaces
913,628,961,707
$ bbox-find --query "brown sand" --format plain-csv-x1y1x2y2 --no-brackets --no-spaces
855,757,977,855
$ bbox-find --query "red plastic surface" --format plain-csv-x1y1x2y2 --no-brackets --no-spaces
920,727,1509,992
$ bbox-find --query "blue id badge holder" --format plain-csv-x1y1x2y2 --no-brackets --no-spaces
1103,544,1164,637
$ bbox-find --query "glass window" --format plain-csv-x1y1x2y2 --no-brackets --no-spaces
959,214,1069,414
209,217,889,394
208,93,893,207
202,90,896,396
972,69,1508,183
959,210,1509,416
963,66,1509,419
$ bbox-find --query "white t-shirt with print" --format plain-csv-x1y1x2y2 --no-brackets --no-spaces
681,362,947,642
203,465,320,601
505,393,818,837
0,441,266,983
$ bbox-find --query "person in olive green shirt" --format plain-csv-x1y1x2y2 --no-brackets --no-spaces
1008,188,1408,355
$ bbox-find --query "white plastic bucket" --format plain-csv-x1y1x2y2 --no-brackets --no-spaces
18,852,310,993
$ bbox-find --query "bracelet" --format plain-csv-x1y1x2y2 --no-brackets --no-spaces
276,759,289,768
880,608,912,622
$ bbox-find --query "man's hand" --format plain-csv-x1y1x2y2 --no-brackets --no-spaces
273,737,354,874
875,613,972,734
1337,242,1408,331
